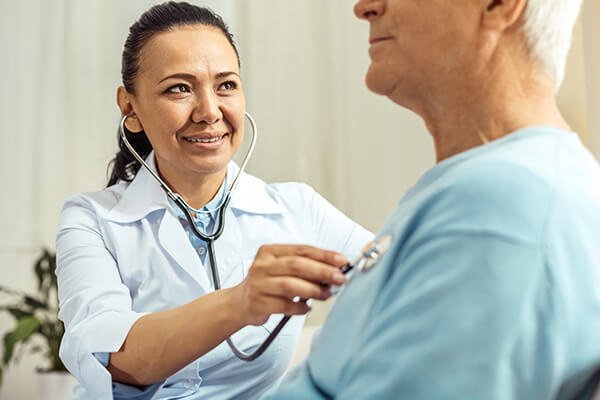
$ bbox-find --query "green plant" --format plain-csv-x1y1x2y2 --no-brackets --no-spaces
0,248,67,383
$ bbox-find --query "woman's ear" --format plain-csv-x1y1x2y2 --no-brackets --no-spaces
116,86,144,133
481,0,527,32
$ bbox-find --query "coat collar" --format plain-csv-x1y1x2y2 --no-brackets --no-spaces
105,152,286,223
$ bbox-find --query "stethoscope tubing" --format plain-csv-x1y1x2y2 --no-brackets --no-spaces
119,112,289,361
119,112,257,208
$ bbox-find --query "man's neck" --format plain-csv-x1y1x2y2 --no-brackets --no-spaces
427,90,570,163
398,56,571,163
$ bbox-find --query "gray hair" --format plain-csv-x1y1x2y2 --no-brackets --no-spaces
521,0,582,89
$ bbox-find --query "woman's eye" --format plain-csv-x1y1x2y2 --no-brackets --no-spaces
219,81,238,91
167,84,191,94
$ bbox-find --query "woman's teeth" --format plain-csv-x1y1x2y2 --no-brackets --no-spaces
184,135,225,143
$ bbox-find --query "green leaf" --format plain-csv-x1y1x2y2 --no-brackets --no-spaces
5,307,34,320
33,249,57,304
24,296,48,310
34,252,45,292
3,316,41,365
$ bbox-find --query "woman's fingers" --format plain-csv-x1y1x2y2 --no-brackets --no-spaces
262,295,312,317
238,244,348,326
253,244,348,286
268,256,347,286
241,292,312,326
257,244,347,267
267,277,332,301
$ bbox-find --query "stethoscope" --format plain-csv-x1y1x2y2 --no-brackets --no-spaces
119,112,393,361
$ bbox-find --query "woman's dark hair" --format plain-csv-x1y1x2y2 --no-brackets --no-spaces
107,1,239,187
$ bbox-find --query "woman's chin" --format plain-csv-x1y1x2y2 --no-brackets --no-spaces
188,162,230,177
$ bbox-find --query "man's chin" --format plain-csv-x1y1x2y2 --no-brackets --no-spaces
365,67,395,97
365,70,419,111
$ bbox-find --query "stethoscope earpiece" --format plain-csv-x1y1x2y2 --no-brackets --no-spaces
118,111,257,214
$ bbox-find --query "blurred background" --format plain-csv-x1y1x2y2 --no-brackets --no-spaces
0,0,598,398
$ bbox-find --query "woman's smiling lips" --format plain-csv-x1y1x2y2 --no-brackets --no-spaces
182,133,229,149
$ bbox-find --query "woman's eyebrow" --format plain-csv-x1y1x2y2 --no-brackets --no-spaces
158,71,239,84
158,73,196,84
215,71,240,79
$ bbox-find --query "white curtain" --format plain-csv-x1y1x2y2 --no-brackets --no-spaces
0,1,597,398
0,2,234,399
235,0,435,233
581,0,600,155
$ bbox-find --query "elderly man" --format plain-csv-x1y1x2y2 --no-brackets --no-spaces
265,0,600,399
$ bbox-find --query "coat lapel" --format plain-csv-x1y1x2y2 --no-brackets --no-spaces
212,208,244,287
158,209,214,293
105,153,214,293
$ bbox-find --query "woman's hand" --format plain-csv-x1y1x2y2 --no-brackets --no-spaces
232,245,348,327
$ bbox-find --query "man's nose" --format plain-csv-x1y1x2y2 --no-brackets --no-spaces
354,0,384,21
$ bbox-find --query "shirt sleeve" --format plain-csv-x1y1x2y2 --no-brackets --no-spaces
333,232,559,400
56,195,163,399
306,186,373,259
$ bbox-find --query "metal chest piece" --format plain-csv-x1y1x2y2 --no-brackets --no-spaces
356,234,393,272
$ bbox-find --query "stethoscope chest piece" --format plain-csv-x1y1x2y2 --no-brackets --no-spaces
356,234,393,273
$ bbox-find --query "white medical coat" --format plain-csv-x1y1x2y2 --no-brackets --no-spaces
56,157,372,399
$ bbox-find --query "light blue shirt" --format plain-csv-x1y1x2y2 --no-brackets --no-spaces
169,178,226,266
57,155,373,400
265,127,600,400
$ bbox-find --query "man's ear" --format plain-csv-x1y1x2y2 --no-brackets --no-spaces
116,86,144,133
481,0,527,32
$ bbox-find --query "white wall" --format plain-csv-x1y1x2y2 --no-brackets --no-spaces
0,1,597,398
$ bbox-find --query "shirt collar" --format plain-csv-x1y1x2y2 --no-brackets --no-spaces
105,153,171,223
169,173,226,226
226,161,286,215
105,152,285,223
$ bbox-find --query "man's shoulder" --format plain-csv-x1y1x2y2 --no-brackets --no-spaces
410,154,557,245
446,154,555,202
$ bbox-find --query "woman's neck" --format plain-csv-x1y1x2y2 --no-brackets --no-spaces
154,160,227,210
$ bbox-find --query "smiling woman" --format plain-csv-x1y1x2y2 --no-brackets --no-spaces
54,2,372,400
116,25,246,204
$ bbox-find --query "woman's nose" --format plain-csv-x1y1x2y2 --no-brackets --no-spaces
354,0,384,20
191,89,222,124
